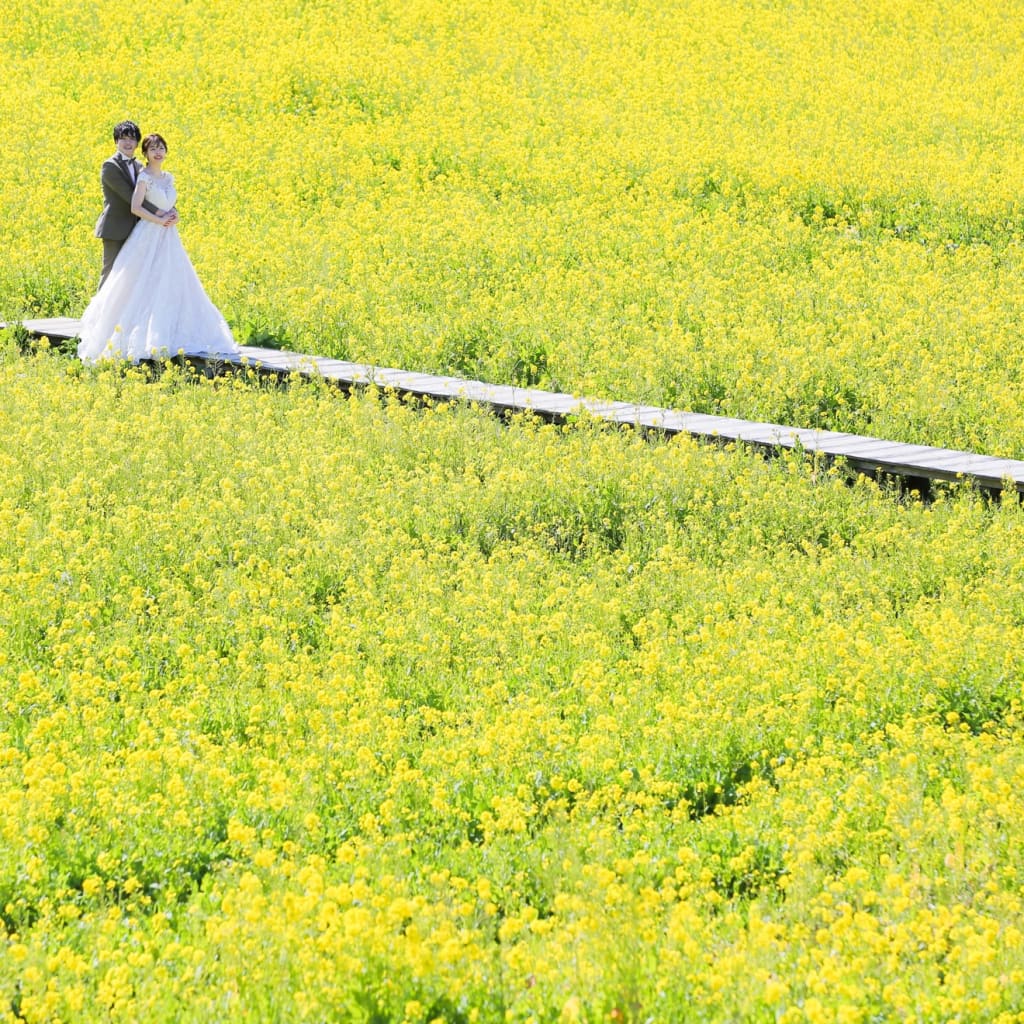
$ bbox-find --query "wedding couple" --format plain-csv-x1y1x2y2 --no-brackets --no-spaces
77,119,240,363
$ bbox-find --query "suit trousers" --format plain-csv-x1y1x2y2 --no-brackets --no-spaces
100,237,127,290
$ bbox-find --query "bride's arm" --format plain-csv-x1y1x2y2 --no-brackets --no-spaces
130,178,174,226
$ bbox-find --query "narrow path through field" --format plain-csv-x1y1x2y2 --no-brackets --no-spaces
12,316,1024,496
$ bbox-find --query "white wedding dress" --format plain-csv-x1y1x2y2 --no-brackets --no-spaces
78,169,240,363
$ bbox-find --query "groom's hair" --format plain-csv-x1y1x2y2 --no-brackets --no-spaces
113,120,142,142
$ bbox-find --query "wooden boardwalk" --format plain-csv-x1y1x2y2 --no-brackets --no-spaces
11,316,1024,495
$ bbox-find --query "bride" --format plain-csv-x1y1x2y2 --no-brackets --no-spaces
78,133,240,364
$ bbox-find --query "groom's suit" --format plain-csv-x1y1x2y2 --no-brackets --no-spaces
94,154,158,288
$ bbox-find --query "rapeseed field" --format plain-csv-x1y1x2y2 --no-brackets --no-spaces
3,0,1024,1021
4,351,1024,1021
5,0,1024,453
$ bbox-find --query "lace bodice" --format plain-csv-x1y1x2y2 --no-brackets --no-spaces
139,169,176,211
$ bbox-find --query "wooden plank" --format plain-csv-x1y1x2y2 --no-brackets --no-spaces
729,424,808,444
669,416,771,438
18,317,82,339
888,449,1001,470
646,412,735,434
817,438,929,457
608,405,677,425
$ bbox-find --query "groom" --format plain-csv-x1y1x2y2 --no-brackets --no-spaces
94,119,177,289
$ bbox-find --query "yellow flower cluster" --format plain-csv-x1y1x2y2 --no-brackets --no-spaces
4,0,1024,453
2,347,1024,1021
